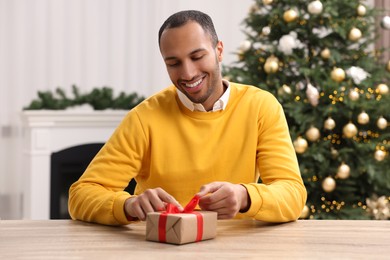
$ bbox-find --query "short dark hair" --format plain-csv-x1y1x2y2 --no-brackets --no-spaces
158,10,219,47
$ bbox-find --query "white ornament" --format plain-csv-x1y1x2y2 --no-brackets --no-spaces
278,32,304,55
306,83,320,106
381,16,390,30
262,26,271,36
346,66,370,84
239,40,251,52
312,27,333,38
308,1,323,15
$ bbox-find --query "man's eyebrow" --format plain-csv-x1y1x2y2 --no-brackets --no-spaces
164,48,207,61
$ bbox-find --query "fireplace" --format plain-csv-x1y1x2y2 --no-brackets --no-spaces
21,110,128,219
50,143,136,219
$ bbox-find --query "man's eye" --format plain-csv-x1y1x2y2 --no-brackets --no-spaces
166,63,179,67
192,55,204,60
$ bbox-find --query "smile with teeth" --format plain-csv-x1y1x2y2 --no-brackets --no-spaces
185,78,203,88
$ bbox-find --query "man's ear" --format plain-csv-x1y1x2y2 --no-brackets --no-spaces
216,41,224,62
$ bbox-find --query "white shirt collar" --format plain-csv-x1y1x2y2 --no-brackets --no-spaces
177,79,230,112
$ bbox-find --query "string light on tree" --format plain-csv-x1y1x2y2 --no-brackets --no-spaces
377,117,387,130
308,1,323,15
293,136,308,154
324,117,336,130
322,177,336,192
387,60,390,72
357,4,367,16
357,111,370,125
331,67,346,82
283,9,299,23
348,27,362,41
336,163,351,179
343,122,358,138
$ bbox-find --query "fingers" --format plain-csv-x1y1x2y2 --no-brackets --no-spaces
196,182,224,197
197,182,248,220
125,188,182,221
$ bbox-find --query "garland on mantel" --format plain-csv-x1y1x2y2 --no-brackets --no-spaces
24,85,145,110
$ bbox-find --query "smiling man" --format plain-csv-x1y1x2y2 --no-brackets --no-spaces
69,10,307,225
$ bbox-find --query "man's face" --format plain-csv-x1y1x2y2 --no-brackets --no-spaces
159,21,224,111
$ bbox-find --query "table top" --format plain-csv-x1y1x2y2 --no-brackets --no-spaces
1,219,389,259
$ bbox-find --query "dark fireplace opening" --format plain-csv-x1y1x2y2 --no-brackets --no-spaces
50,143,136,219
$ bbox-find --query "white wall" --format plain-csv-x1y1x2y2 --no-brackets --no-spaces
0,0,253,219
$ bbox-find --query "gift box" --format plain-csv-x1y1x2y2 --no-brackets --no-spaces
146,210,217,245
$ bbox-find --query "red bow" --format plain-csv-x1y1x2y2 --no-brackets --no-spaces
158,195,203,242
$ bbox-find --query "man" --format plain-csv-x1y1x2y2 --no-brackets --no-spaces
68,10,307,225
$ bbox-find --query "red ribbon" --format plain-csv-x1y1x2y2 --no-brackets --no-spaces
158,195,203,242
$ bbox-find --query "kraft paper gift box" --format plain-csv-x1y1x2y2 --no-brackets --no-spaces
146,211,217,245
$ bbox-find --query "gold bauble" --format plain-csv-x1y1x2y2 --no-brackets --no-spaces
377,117,388,130
283,9,298,23
264,56,279,74
299,205,310,219
322,177,336,193
331,67,346,82
293,137,308,154
306,126,321,142
262,0,273,5
324,117,336,130
343,122,358,138
387,60,390,72
376,83,389,95
320,48,330,59
331,147,339,159
348,27,362,41
336,163,351,179
374,150,386,161
357,111,370,125
357,4,367,16
348,89,360,101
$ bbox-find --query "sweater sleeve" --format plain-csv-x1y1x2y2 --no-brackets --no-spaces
68,110,147,225
239,93,307,222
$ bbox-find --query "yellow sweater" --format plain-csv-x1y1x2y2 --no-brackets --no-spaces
69,83,307,225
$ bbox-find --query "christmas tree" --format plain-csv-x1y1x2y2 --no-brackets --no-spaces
224,0,390,219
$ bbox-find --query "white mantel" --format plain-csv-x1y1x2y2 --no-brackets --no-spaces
21,110,127,219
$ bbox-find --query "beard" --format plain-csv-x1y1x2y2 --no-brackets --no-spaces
183,56,222,105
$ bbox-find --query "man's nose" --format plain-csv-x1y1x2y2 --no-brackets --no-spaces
181,61,196,81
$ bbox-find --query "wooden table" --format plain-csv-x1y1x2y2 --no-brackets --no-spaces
1,219,389,259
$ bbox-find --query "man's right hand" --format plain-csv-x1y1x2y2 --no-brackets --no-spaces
124,188,183,221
